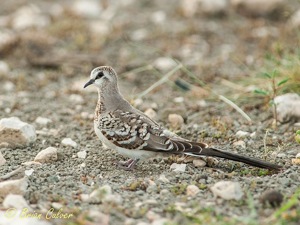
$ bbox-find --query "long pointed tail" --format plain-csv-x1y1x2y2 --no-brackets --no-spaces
193,147,281,170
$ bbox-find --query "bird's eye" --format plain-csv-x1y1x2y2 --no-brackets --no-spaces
95,71,104,80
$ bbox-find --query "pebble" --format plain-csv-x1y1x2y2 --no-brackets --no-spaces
296,153,300,158
153,57,177,71
250,132,256,139
34,147,58,163
88,184,112,204
69,94,84,104
276,153,286,158
35,116,52,126
3,81,15,92
3,194,31,209
235,130,250,138
0,29,18,54
289,9,300,29
151,11,166,24
198,0,228,15
144,108,157,120
170,163,186,172
24,169,34,176
0,151,6,166
0,61,9,75
77,150,87,159
259,190,283,207
12,4,50,30
210,181,243,200
0,178,28,198
186,185,200,196
62,138,77,148
173,97,184,103
233,140,246,149
158,174,169,183
274,93,300,123
71,0,102,18
0,117,36,148
193,159,206,167
130,28,148,41
180,0,199,17
168,114,184,129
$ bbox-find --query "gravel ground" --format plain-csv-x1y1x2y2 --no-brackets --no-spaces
1,1,300,225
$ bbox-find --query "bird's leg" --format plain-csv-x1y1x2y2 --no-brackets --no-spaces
118,159,139,170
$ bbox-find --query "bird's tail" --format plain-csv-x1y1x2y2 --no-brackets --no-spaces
190,147,281,170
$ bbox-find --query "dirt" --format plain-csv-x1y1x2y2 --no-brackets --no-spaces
0,0,300,225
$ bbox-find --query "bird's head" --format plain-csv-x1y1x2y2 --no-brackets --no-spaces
84,66,118,89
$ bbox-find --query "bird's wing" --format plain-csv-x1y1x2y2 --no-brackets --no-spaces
98,110,207,152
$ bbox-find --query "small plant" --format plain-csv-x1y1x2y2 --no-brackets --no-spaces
254,69,289,128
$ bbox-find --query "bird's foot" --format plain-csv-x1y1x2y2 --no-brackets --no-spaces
117,159,139,171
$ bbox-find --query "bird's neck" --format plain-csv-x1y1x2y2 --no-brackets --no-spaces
94,86,131,120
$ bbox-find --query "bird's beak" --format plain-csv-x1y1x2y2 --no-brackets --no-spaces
83,79,94,88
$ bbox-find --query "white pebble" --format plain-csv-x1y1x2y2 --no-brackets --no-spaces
276,153,286,158
0,117,36,148
168,114,184,129
62,138,77,148
0,178,28,199
235,130,250,138
0,61,9,75
3,194,31,210
144,108,157,120
34,147,58,163
296,153,300,159
77,150,87,159
0,151,6,166
170,163,186,172
153,57,177,71
173,97,184,103
193,159,206,167
210,181,243,200
35,116,52,125
24,169,34,176
186,185,200,196
158,174,169,183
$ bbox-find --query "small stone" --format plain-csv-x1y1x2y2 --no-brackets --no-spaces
3,81,15,92
69,94,84,103
51,202,63,209
276,153,286,158
0,29,18,55
151,11,166,24
24,169,34,176
0,61,9,75
35,116,52,125
0,117,36,148
210,181,243,200
0,178,28,198
77,150,87,159
173,97,184,103
144,108,157,120
274,93,300,123
88,185,112,204
180,0,199,17
158,174,169,183
250,132,256,138
291,158,300,165
146,210,161,222
289,9,300,29
0,151,6,166
22,161,42,166
233,140,246,149
34,147,58,163
193,159,206,167
130,28,148,41
186,185,200,196
153,57,177,71
260,190,283,208
235,130,250,138
12,4,50,30
198,0,228,15
3,194,31,210
296,153,300,158
168,114,184,129
72,0,102,18
170,163,186,172
62,138,77,148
